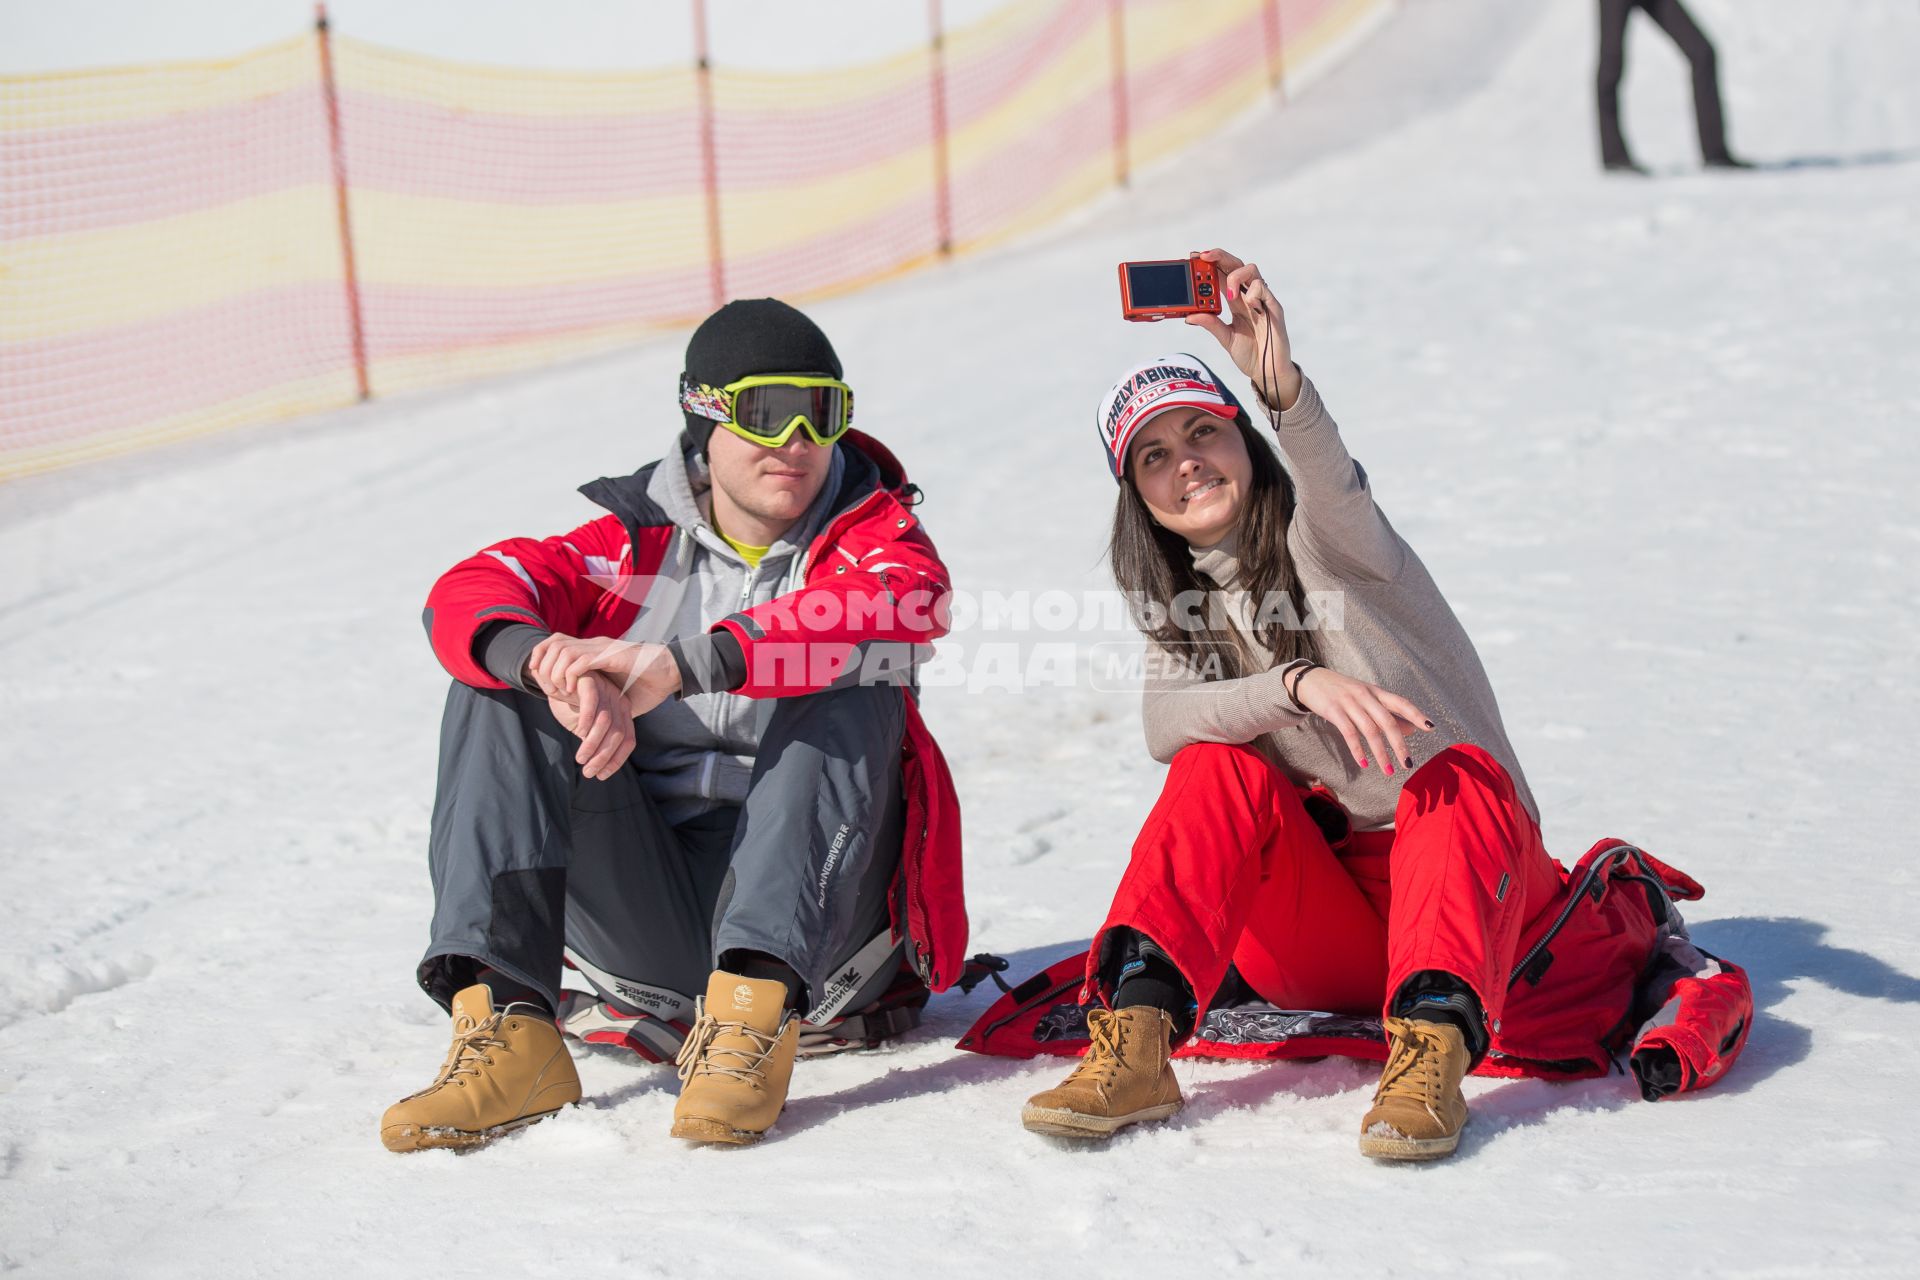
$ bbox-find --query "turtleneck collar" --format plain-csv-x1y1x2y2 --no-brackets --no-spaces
1188,528,1244,588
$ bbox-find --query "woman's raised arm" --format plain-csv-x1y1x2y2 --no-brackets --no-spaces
1186,248,1405,582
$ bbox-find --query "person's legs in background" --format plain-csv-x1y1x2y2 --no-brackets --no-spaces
1642,0,1743,165
1596,0,1641,171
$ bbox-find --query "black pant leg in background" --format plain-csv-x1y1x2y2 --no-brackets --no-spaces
1595,0,1636,165
1597,0,1733,167
1641,0,1732,162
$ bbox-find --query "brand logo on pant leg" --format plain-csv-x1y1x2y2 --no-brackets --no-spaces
816,823,852,909
812,964,864,1020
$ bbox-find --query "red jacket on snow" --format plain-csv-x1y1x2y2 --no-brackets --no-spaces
422,430,969,991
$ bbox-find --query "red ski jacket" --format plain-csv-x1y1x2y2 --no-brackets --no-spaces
422,430,969,991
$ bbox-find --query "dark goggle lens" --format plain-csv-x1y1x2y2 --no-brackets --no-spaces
732,384,848,438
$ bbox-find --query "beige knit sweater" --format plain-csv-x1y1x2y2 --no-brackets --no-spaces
1139,372,1538,831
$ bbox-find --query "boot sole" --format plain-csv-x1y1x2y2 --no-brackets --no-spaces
670,1115,768,1146
1358,1126,1462,1162
1020,1100,1182,1139
381,1106,567,1153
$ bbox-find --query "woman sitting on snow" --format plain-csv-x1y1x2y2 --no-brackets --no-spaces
1014,248,1749,1160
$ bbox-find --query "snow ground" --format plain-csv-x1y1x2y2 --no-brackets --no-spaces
3,1,1920,1275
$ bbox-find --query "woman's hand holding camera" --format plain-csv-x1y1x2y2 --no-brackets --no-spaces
1185,248,1302,412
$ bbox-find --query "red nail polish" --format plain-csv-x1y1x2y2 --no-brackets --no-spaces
1359,758,1369,768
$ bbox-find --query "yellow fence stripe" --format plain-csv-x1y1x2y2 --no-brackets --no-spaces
945,20,1111,174
1,186,342,342
0,37,317,130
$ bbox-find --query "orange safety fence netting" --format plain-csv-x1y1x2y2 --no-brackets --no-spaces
0,0,1386,480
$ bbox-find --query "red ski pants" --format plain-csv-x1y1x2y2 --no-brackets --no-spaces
1088,742,1560,1029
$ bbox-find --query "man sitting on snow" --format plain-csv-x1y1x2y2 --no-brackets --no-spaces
382,299,965,1151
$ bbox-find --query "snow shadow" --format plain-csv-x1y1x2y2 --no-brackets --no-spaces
1747,147,1920,172
1638,147,1919,179
974,938,1090,977
773,1055,1041,1142
763,939,1092,1139
1176,1055,1380,1119
1455,1074,1637,1156
1685,914,1920,1094
577,1055,681,1112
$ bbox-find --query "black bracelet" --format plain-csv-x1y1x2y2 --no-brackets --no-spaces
1284,660,1320,710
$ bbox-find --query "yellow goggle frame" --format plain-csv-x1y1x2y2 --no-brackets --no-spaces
681,373,855,448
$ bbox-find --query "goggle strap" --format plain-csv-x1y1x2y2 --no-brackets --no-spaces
680,375,733,424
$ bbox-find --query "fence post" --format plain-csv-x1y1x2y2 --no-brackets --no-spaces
1108,0,1130,187
1262,0,1286,99
314,4,369,402
691,0,726,309
928,0,954,256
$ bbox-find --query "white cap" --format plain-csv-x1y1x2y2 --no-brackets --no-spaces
1095,353,1243,482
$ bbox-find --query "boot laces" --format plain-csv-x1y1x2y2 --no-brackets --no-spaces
1067,1011,1132,1095
1373,1020,1454,1122
433,1012,508,1089
675,999,782,1089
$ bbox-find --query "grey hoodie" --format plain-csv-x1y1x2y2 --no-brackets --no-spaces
619,440,846,823
482,439,848,827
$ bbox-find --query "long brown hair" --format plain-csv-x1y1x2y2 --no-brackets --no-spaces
1108,411,1316,682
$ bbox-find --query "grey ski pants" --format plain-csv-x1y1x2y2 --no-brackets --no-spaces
417,679,905,1021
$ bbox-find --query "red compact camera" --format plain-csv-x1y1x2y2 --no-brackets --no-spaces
1117,254,1221,322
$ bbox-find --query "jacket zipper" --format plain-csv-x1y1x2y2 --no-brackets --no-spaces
976,972,1083,1044
1505,843,1640,988
737,538,759,611
904,814,934,981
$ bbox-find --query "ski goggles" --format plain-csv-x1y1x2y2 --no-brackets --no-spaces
679,373,855,447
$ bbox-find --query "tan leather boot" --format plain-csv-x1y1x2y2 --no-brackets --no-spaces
1021,1007,1183,1139
670,970,798,1145
381,984,581,1153
1358,1016,1471,1161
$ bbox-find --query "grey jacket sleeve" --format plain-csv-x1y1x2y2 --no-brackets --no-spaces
1256,372,1406,582
1140,642,1315,764
667,628,747,696
476,621,550,694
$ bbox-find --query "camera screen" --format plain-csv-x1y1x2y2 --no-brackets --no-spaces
1125,262,1194,308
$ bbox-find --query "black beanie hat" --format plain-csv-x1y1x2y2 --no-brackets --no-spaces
681,298,843,454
